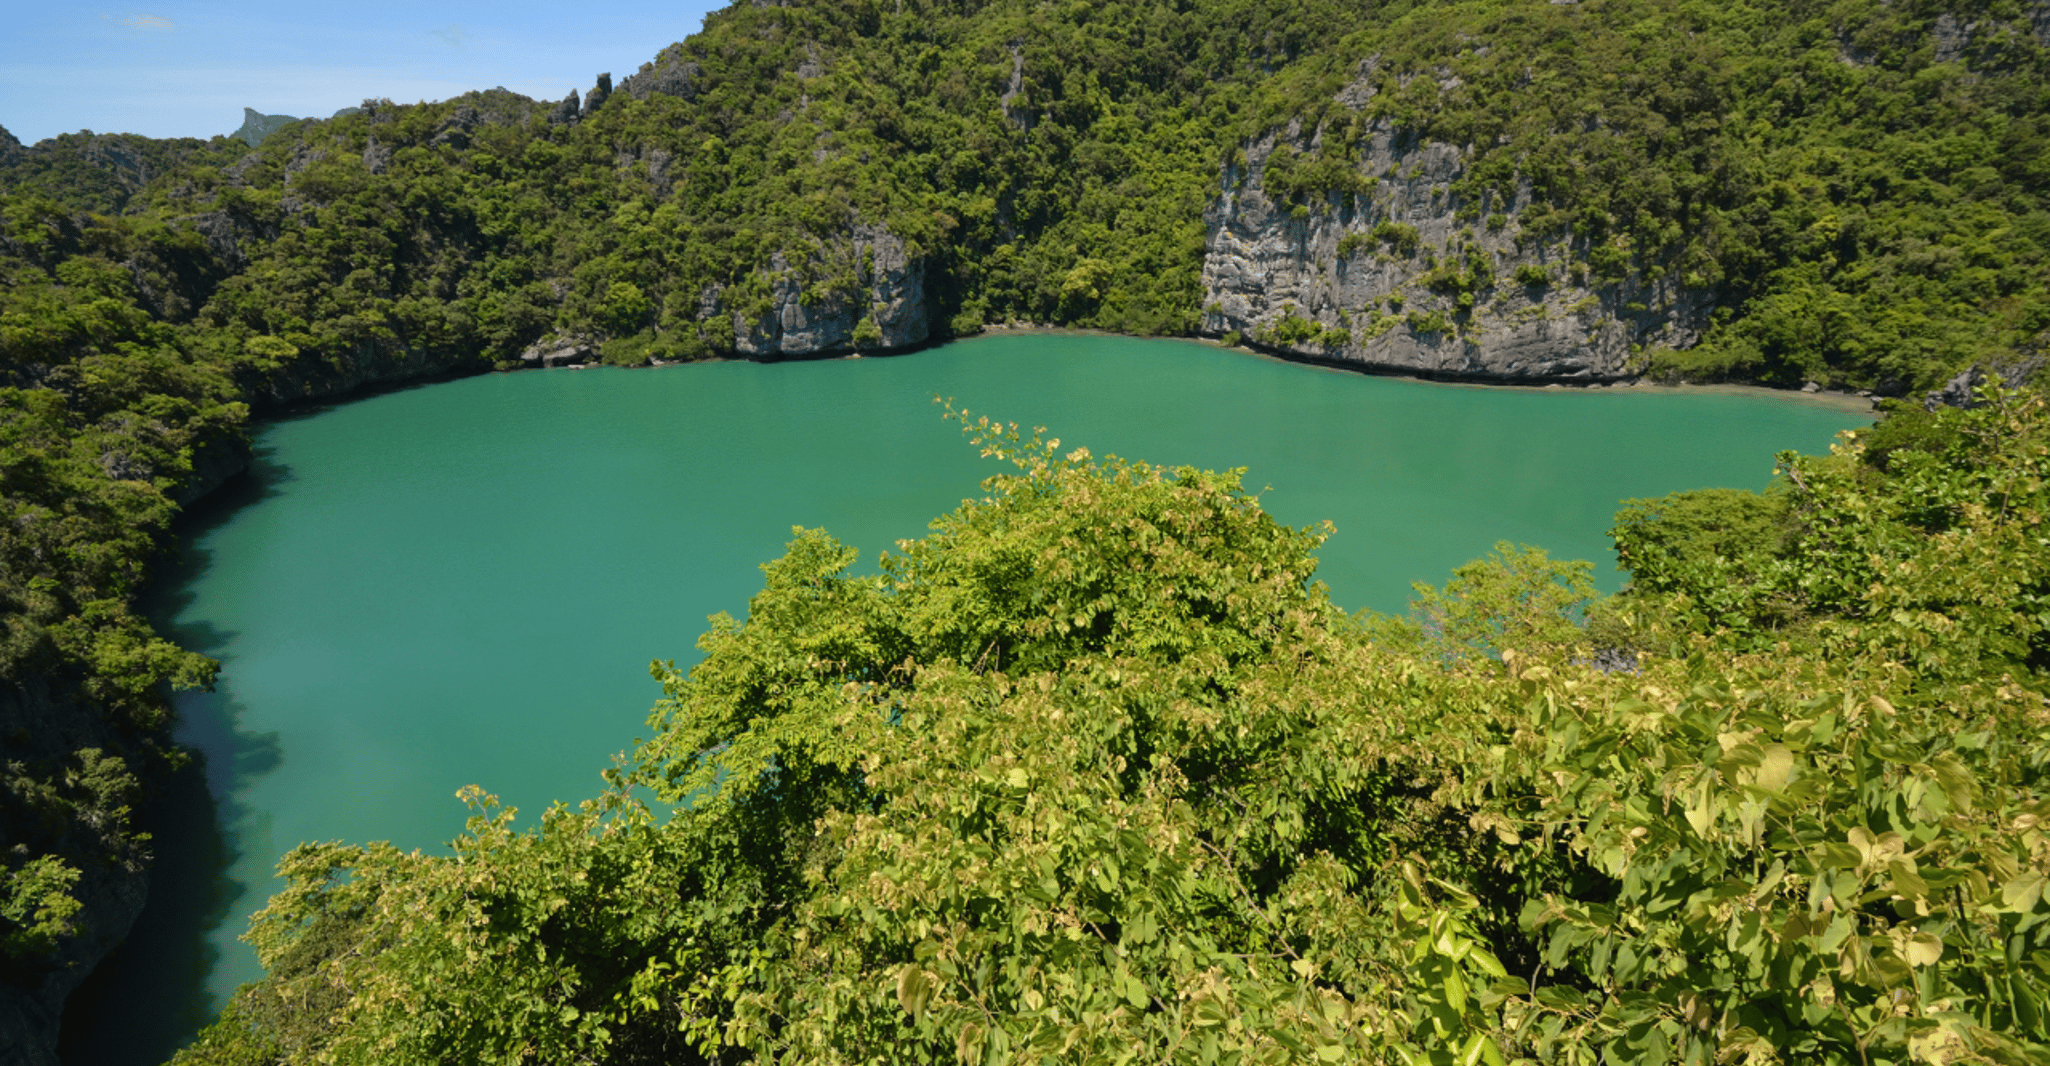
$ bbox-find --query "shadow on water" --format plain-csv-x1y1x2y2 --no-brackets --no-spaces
58,450,294,1066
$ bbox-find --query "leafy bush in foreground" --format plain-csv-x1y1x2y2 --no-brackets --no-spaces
175,398,2050,1066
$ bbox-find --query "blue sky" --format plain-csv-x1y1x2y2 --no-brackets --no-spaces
1,2,727,145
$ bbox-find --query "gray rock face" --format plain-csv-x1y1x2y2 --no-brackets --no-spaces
1935,13,1972,63
548,90,581,125
613,144,676,193
728,226,929,357
583,73,613,116
361,133,391,175
999,44,1031,130
519,334,597,368
182,209,265,271
1200,123,1706,383
430,107,479,150
4,133,161,203
174,435,255,505
1925,358,2042,410
620,44,703,101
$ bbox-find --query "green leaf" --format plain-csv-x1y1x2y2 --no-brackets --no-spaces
1818,843,1863,870
1757,744,1794,791
897,964,932,1020
1927,753,1976,812
2003,872,2046,912
1890,861,1928,901
1902,933,1943,968
1819,913,1856,953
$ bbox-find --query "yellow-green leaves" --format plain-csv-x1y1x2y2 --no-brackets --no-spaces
896,963,934,1021
178,410,2050,1066
2004,871,2047,913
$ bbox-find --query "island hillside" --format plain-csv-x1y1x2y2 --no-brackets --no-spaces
1,0,2046,1061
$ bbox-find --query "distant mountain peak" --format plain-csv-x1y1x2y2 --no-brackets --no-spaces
229,107,298,146
229,105,365,147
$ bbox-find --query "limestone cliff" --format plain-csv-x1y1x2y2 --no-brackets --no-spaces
617,45,702,102
1202,120,1707,383
726,225,929,358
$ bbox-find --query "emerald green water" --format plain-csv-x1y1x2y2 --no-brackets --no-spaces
68,334,1867,1062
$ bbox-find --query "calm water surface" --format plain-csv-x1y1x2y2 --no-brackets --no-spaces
66,335,1868,1062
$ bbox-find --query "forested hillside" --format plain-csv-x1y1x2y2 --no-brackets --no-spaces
2,0,2047,1061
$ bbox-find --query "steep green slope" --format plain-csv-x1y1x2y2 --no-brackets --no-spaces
5,0,2045,388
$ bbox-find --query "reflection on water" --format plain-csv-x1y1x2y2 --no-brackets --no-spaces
60,452,292,1066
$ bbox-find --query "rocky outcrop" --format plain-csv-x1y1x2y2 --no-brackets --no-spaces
361,134,391,175
999,44,1032,131
726,226,929,357
1933,5,2050,63
583,74,614,117
519,334,598,368
1925,357,2043,410
174,436,255,506
614,144,676,193
1201,120,1706,383
618,45,702,101
1934,13,1972,63
180,209,270,273
548,90,582,126
0,133,164,207
0,852,147,1066
431,107,481,150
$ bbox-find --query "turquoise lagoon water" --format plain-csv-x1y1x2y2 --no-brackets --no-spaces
66,334,1869,1063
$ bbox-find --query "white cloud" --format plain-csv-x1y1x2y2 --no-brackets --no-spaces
430,23,468,48
122,13,174,29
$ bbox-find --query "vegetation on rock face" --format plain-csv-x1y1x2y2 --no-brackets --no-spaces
2,0,2048,1051
166,394,2050,1066
4,0,2046,390
1245,0,2050,387
1,198,238,988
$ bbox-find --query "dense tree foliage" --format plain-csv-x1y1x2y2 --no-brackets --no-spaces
1613,383,2050,683
165,395,2050,1066
0,199,238,984
3,0,2048,1049
5,0,2045,387
1260,0,2050,388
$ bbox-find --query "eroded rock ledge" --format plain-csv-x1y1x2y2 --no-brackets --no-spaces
728,224,929,358
1201,120,1707,383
